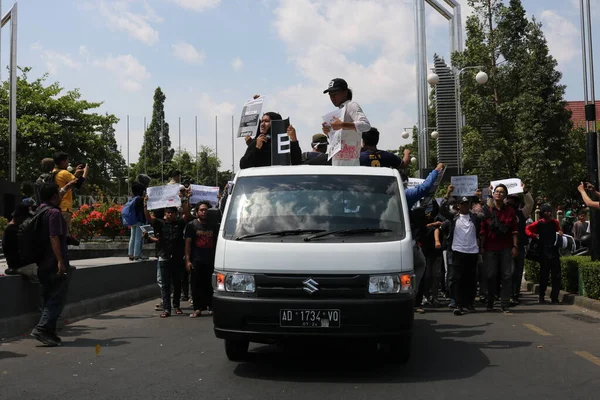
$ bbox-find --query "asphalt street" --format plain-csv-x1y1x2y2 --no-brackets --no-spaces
2,293,600,400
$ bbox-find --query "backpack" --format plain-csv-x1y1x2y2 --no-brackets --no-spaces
17,205,53,266
33,171,58,205
121,196,141,226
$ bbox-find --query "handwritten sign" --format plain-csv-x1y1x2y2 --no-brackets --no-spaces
490,178,523,195
407,178,425,188
237,97,264,138
146,185,181,210
451,175,478,197
190,184,220,208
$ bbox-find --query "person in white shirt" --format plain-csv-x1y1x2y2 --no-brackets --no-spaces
447,197,482,316
322,78,371,166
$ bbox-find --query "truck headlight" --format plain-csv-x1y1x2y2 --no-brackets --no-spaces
213,272,256,293
369,273,414,294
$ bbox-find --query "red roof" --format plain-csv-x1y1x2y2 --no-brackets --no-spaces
566,101,600,128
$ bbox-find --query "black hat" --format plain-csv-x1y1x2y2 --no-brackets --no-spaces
323,78,349,94
459,196,470,204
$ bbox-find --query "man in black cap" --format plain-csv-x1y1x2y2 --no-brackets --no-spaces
301,133,329,163
2,204,33,275
322,78,371,166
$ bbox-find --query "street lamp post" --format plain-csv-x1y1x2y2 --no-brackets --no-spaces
401,127,439,166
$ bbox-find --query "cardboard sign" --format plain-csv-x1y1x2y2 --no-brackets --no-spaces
146,185,181,210
490,178,523,195
407,178,425,188
190,184,220,208
270,118,292,166
451,175,478,197
237,97,264,138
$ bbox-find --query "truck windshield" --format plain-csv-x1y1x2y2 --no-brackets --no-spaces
223,174,405,242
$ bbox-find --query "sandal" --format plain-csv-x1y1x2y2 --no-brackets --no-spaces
160,311,171,318
189,311,202,318
175,308,183,315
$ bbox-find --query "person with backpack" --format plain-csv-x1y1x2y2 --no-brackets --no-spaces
122,182,146,261
185,201,218,317
29,183,70,346
52,152,89,234
2,204,34,276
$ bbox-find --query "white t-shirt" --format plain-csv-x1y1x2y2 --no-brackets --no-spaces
452,213,479,254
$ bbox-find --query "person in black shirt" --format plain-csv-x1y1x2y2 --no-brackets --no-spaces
143,190,192,318
360,127,410,169
185,201,218,317
2,204,32,274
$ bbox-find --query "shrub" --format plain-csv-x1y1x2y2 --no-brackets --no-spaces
0,216,8,239
71,203,128,241
560,256,586,294
579,261,600,300
524,259,540,284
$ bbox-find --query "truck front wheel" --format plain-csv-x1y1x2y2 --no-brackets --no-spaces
225,339,249,362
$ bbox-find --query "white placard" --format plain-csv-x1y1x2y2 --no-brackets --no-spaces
227,181,234,195
322,107,345,160
490,178,523,195
407,178,425,188
146,185,181,210
237,97,264,138
190,184,220,208
451,175,478,197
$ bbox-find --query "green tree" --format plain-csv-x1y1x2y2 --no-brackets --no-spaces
0,67,124,192
135,87,174,182
454,0,582,204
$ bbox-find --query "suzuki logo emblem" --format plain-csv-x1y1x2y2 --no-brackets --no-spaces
303,278,319,294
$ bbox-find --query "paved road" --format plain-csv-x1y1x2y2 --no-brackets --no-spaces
2,293,600,400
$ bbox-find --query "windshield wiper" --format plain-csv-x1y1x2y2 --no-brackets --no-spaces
235,229,326,241
303,228,393,242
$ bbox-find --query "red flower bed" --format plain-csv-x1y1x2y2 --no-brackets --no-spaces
72,203,128,241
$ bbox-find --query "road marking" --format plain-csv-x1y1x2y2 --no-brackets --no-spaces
575,351,600,367
523,324,553,336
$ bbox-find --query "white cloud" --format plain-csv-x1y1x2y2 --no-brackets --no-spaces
232,57,244,71
93,54,151,91
540,9,580,66
31,43,82,75
172,42,206,64
170,0,221,11
97,1,161,46
198,93,236,118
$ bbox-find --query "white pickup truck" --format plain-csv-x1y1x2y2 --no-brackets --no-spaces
211,165,415,362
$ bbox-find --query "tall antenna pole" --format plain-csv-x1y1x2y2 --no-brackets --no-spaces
195,116,199,183
231,115,235,174
178,116,182,172
215,115,218,187
161,117,164,183
143,116,147,174
127,114,130,194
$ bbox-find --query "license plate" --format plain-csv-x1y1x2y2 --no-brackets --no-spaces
279,309,341,328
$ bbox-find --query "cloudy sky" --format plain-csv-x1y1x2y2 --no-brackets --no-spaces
4,0,599,173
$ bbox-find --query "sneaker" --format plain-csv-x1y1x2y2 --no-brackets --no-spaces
415,307,426,314
31,330,59,347
502,307,512,314
49,332,62,344
453,308,464,316
510,298,520,306
448,300,457,309
155,303,163,311
466,305,476,313
479,296,487,304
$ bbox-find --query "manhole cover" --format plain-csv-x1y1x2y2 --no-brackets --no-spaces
563,313,600,324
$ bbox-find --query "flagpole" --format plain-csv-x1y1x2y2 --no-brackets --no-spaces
143,116,147,174
127,114,130,195
231,115,235,174
215,115,218,187
195,115,199,183
178,116,181,172
161,117,164,183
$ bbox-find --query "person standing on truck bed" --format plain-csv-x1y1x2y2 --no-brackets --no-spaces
360,128,410,170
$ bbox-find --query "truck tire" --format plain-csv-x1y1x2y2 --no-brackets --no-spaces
225,339,249,362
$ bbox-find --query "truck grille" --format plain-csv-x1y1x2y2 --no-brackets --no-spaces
254,274,368,299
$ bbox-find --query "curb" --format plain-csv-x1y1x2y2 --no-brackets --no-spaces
525,281,600,313
0,284,160,340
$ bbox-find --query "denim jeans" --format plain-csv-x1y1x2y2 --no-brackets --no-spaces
34,268,70,334
423,253,442,300
128,223,143,258
484,248,513,308
156,259,163,290
159,259,182,313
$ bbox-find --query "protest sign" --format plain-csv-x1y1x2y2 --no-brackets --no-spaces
490,178,523,195
420,167,447,208
407,178,425,188
451,175,478,197
190,184,220,208
322,108,345,160
146,185,181,210
270,118,292,166
237,97,264,138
